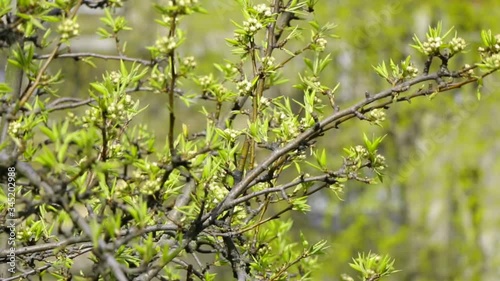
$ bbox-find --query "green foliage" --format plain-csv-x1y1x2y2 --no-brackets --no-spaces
411,22,455,55
346,252,399,281
373,56,418,86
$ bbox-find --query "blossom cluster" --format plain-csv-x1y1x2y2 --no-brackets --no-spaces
368,109,386,123
237,79,252,95
155,36,177,54
478,34,500,56
314,37,328,52
253,4,272,17
262,56,275,68
150,70,167,85
483,53,500,68
272,110,300,140
58,18,79,41
461,64,474,77
182,56,196,69
405,64,418,78
8,121,22,137
223,128,241,141
109,71,122,84
344,145,386,173
422,36,442,55
160,15,179,26
77,94,135,127
449,37,466,53
243,17,263,35
199,75,213,89
208,170,229,205
373,154,386,170
232,4,274,44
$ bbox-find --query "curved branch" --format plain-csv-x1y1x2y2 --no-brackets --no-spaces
205,68,498,224
35,52,154,66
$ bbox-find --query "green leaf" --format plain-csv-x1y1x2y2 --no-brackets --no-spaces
317,148,327,169
304,57,313,71
119,60,128,77
318,53,332,73
81,57,97,68
90,82,108,95
0,83,12,93
34,146,57,168
373,61,389,79
309,20,320,31
30,17,45,30
291,196,311,213
363,133,386,154
310,240,328,255
39,126,56,142
0,4,11,18
477,77,483,100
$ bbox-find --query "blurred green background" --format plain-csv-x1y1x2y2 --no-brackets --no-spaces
45,0,500,280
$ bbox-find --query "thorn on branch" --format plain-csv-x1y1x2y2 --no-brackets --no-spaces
353,110,368,121
280,189,289,201
257,142,278,151
392,85,409,94
274,11,299,44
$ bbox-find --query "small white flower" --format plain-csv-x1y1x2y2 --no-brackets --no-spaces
237,80,252,95
155,36,177,54
199,75,212,87
369,108,386,123
354,145,367,156
405,64,418,78
8,121,21,135
422,36,442,54
243,17,263,35
262,56,275,68
254,4,272,17
461,64,474,76
224,128,240,140
109,71,121,84
450,37,466,53
183,56,196,68
58,19,79,40
315,37,327,51
375,154,386,169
